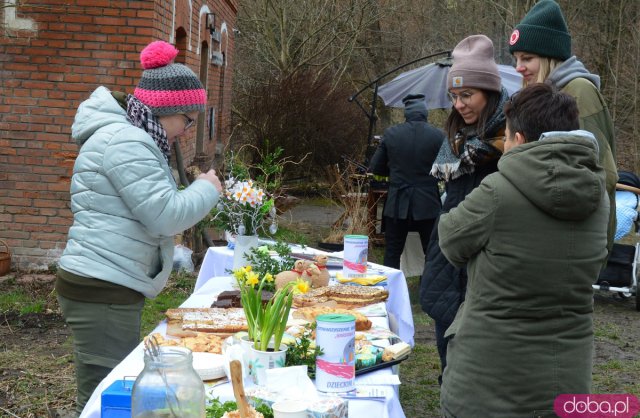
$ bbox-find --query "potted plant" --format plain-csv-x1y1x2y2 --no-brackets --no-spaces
203,146,302,268
207,177,275,269
233,266,310,384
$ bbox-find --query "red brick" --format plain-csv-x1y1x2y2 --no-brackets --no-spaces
94,16,123,26
137,10,154,18
76,0,112,6
5,97,38,106
5,63,34,72
4,79,21,88
60,14,94,24
47,182,70,192
33,199,67,209
73,33,108,42
14,215,47,224
93,51,121,60
0,230,30,240
59,49,91,58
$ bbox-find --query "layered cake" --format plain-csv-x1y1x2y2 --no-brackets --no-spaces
165,308,248,333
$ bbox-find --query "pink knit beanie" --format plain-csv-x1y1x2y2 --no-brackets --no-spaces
447,35,501,92
134,41,206,116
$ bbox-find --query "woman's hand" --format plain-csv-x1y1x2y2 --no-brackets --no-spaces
197,169,223,192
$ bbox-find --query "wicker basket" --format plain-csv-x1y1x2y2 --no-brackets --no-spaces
0,240,11,276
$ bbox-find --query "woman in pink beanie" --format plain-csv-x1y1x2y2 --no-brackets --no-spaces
56,40,222,414
420,34,509,387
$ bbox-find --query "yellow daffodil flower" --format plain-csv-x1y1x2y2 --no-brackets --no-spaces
245,271,260,287
232,269,245,281
293,278,310,294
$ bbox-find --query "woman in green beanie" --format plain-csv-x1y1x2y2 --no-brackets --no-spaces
509,0,617,257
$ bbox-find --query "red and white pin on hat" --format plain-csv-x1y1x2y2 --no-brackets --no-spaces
509,29,520,46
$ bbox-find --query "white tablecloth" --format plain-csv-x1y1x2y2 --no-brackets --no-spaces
400,232,425,278
80,276,408,418
196,246,415,347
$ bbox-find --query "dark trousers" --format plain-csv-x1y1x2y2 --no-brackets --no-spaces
57,294,144,414
383,216,435,270
435,319,452,385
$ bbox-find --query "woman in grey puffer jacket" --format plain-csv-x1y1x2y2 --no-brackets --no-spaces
56,41,222,414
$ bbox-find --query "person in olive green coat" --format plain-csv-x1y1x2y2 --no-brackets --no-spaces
509,0,617,258
438,84,609,417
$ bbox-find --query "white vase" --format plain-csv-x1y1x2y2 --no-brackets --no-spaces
247,343,287,386
232,234,259,269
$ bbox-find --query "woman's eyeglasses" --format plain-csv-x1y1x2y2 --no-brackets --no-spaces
447,90,476,105
182,114,195,131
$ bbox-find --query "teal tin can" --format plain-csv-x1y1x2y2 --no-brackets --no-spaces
315,313,356,393
343,234,368,277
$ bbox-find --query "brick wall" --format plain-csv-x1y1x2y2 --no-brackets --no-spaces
0,0,237,270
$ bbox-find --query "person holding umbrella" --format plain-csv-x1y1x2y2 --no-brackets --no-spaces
419,34,508,384
509,0,617,257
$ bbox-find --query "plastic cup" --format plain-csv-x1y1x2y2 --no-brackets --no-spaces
271,400,307,418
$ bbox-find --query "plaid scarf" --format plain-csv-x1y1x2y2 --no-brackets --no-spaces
126,94,170,163
430,88,508,181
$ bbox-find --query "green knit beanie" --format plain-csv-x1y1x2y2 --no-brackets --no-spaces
508,0,571,61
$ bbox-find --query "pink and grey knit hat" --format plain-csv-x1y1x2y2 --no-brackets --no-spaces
134,41,206,116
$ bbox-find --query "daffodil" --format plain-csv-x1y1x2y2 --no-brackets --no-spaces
245,271,260,287
293,278,310,294
232,268,245,281
264,273,274,282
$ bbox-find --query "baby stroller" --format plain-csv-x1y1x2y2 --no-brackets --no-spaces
592,171,640,311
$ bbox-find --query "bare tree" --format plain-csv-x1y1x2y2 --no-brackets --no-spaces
237,0,394,86
233,0,640,172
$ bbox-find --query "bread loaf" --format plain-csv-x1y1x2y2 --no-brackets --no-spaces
293,285,388,308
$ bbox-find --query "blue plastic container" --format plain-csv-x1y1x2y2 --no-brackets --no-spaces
101,379,133,417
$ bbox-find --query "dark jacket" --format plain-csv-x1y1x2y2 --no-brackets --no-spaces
439,131,609,417
419,161,498,324
419,85,508,325
368,99,444,220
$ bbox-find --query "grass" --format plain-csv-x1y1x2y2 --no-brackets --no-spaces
141,270,196,335
398,276,442,417
594,322,622,341
271,225,313,247
0,286,48,315
593,359,640,394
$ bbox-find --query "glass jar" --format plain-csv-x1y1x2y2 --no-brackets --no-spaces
131,346,205,418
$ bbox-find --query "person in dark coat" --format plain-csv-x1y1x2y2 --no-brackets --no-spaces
439,83,608,417
419,35,508,383
368,93,444,269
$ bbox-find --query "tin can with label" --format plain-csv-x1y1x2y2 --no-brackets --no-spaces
343,234,368,278
315,314,356,393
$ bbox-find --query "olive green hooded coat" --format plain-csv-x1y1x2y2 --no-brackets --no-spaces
438,131,609,417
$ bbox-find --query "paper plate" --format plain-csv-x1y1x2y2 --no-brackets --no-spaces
192,352,226,381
